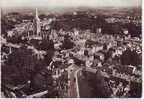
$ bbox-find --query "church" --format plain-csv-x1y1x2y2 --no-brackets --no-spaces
33,8,41,37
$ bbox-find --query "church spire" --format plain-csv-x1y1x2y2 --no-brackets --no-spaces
33,8,41,36
35,8,39,20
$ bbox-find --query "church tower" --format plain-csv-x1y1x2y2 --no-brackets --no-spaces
33,8,41,36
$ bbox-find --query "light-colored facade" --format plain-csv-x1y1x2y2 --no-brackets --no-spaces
33,8,41,36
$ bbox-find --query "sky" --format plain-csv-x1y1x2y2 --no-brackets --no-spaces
0,0,141,8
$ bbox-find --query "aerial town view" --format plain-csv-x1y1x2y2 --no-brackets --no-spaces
1,0,142,98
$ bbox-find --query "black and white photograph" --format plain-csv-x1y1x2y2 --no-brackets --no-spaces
0,0,142,98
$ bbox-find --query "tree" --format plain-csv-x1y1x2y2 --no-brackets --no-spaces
62,36,75,49
84,70,112,98
120,49,141,66
3,46,38,85
130,82,142,98
44,50,55,65
31,69,53,90
131,50,141,66
40,39,54,50
1,18,15,35
120,48,132,65
125,23,141,37
39,14,48,20
92,70,112,97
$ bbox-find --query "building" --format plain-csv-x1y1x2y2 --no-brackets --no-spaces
26,8,42,40
33,8,41,37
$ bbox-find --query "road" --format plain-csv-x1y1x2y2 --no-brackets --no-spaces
67,64,82,98
74,68,82,98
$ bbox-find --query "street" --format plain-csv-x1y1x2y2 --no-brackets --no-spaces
67,64,81,98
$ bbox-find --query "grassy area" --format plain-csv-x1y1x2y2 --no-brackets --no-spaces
78,70,112,98
78,73,93,98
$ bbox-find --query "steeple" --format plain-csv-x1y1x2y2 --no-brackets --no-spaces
33,8,41,36
35,8,40,20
